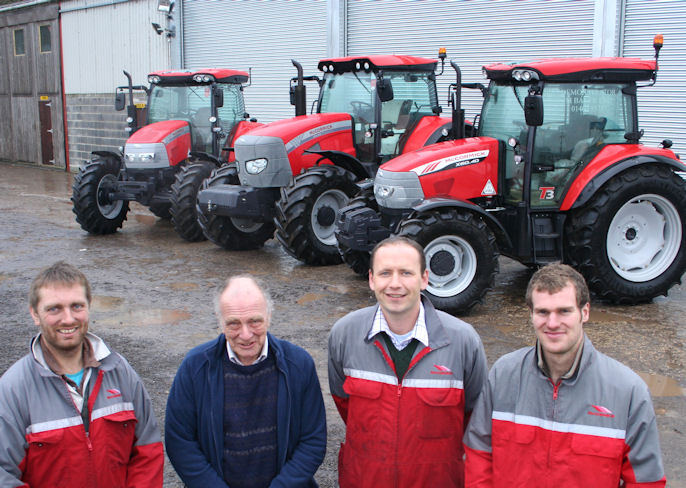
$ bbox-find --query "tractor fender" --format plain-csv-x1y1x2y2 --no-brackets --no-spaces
90,150,123,167
410,197,513,250
189,151,222,166
565,154,686,210
305,149,372,180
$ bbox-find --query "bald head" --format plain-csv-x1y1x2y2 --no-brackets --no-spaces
214,274,273,322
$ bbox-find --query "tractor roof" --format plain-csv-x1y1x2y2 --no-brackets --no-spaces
484,57,656,83
318,55,437,74
148,68,249,84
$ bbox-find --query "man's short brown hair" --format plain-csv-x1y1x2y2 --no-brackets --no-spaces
29,261,92,310
525,263,590,309
370,236,426,274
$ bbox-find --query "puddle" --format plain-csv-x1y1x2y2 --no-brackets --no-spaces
589,309,627,323
169,282,200,291
91,295,125,311
297,292,325,305
636,372,684,397
96,308,191,327
134,214,157,225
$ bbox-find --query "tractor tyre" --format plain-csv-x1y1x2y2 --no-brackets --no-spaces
565,165,686,302
71,156,129,234
399,208,499,314
170,161,214,241
197,165,275,250
275,165,358,265
148,202,171,219
336,188,378,276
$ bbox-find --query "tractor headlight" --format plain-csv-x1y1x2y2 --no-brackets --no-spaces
245,158,268,174
376,185,394,198
148,75,161,84
140,153,155,161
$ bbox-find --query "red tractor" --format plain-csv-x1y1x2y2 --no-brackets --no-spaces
72,68,261,241
336,35,686,313
197,51,467,263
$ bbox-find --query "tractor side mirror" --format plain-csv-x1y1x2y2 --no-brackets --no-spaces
377,78,394,103
115,92,126,111
214,88,224,108
524,94,543,126
289,84,296,106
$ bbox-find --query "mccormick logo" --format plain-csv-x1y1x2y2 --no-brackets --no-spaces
431,364,453,375
107,388,122,399
587,405,615,418
411,150,489,176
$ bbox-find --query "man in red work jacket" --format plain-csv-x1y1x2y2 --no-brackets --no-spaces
328,236,488,487
463,263,666,487
0,261,163,487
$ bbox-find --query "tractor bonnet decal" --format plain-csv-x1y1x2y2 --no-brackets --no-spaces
411,150,489,176
285,120,352,153
163,125,190,145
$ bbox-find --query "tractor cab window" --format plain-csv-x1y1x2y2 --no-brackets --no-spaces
378,70,438,161
320,71,375,160
530,82,635,206
479,83,530,202
216,83,246,144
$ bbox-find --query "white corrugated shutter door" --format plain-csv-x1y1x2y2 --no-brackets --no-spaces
346,0,595,121
622,0,686,154
182,0,328,123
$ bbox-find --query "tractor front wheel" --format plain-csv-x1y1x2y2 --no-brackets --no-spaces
399,209,499,314
197,165,275,250
566,165,686,302
170,161,215,241
275,165,358,265
336,187,378,276
72,156,129,234
148,202,171,219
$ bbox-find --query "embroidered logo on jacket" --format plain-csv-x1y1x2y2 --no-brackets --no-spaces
431,364,453,375
107,388,122,399
588,404,615,417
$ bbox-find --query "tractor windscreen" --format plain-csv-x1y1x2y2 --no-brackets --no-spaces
147,83,245,153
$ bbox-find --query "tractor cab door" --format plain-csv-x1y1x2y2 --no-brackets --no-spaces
530,82,635,207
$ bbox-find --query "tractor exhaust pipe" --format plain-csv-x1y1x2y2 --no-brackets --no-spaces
291,59,307,116
450,60,465,140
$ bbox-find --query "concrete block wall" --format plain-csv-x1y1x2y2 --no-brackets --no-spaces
66,93,129,171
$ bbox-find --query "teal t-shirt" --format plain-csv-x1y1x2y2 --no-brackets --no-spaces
65,369,84,387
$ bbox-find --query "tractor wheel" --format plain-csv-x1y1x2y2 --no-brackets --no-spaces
148,202,171,219
197,165,275,250
336,187,378,276
170,161,214,241
399,209,499,314
565,165,686,302
71,156,129,234
275,165,358,265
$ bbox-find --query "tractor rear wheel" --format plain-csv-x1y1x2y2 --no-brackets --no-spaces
72,156,129,234
565,165,686,302
275,165,358,265
336,187,378,276
197,165,275,250
399,209,499,314
170,161,214,241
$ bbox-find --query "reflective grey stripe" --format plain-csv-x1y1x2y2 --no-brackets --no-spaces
492,410,626,439
285,120,352,153
163,125,190,146
344,368,397,386
403,378,464,389
26,415,83,435
91,402,135,421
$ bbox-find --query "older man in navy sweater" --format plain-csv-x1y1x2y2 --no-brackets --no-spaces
166,274,326,487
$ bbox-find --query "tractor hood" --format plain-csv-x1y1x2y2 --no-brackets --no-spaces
124,120,191,168
234,112,354,187
375,137,501,208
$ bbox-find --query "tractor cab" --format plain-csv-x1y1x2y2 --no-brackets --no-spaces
316,55,442,163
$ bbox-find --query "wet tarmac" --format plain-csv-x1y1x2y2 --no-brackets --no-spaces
1,160,684,486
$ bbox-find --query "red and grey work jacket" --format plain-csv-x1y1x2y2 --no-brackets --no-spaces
463,336,666,487
328,297,488,488
0,333,164,488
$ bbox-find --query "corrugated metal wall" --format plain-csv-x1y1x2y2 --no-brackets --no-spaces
182,0,328,123
61,0,170,94
346,0,596,121
622,0,686,154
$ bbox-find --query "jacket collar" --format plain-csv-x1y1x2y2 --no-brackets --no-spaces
31,332,111,376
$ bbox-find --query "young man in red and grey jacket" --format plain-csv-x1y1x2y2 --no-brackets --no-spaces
328,236,488,487
0,261,163,488
463,263,666,487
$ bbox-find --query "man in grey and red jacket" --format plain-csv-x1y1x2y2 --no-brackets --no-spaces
328,236,488,487
463,263,666,487
0,261,163,488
